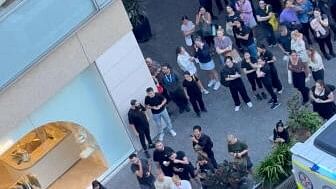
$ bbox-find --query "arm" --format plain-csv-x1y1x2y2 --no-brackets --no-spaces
278,44,289,55
134,161,144,178
130,124,139,136
243,68,255,74
195,14,200,25
237,33,249,40
183,87,189,99
266,56,276,64
319,16,329,27
320,91,335,103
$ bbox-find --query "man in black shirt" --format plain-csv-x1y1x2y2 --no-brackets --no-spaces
233,20,258,59
167,150,196,181
129,153,155,189
128,99,154,158
221,56,253,112
191,125,217,168
153,141,174,177
255,1,277,46
258,44,283,94
256,58,281,109
145,87,177,141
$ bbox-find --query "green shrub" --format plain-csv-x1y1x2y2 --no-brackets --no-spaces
255,144,292,188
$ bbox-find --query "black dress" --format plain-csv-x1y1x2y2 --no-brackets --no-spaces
311,86,336,120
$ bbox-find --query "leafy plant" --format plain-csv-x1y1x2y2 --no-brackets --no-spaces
204,160,250,189
122,0,145,27
287,92,323,133
255,143,292,188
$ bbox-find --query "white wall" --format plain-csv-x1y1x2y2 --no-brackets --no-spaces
96,32,157,150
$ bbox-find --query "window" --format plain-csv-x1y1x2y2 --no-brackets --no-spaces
0,0,97,89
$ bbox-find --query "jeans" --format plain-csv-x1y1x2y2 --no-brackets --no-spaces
245,42,258,59
152,109,173,135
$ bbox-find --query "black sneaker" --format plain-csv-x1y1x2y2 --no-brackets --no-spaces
261,92,267,99
196,112,201,117
179,108,185,114
201,108,208,112
185,106,191,112
148,143,155,149
325,54,332,60
144,151,151,158
268,99,274,104
255,94,262,101
271,102,281,110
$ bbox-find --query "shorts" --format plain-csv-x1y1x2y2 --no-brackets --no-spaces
199,60,215,71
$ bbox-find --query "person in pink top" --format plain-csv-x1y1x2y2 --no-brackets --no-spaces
235,0,257,29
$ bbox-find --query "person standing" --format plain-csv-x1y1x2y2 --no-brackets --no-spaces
153,141,175,177
226,5,243,51
128,99,154,158
154,171,174,189
256,58,281,109
214,27,233,65
176,46,209,94
255,0,277,46
171,175,192,189
241,51,267,101
191,125,217,168
199,0,215,18
277,25,292,56
193,38,221,90
235,0,257,29
279,0,301,31
221,56,253,111
310,80,336,120
258,44,283,94
233,20,258,59
183,72,207,117
196,7,214,46
181,16,196,47
291,30,309,62
161,64,190,114
168,150,196,181
307,47,325,81
145,87,177,141
129,153,155,189
288,50,310,104
227,134,253,173
295,0,313,44
310,8,336,60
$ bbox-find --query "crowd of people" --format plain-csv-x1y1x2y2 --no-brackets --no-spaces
106,0,336,189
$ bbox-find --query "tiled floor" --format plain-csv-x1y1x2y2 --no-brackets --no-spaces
48,152,107,189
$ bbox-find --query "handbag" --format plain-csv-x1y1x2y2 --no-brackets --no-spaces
266,5,278,31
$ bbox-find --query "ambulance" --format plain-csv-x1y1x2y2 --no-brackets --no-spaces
291,116,336,189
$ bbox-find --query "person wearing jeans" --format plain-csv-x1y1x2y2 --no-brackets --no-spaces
145,87,177,141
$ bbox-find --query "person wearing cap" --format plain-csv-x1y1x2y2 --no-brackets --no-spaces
128,99,154,158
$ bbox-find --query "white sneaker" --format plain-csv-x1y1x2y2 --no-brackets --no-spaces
247,102,253,108
277,89,283,94
202,89,210,94
213,81,221,90
234,106,240,112
207,80,216,87
169,129,177,137
159,133,164,141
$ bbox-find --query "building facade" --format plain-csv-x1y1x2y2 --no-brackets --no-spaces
0,0,156,188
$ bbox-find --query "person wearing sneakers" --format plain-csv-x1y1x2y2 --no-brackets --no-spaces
128,99,154,158
214,26,233,65
221,56,253,112
241,51,268,101
193,37,221,91
145,87,177,141
176,46,209,94
258,44,283,94
183,71,208,117
256,58,281,109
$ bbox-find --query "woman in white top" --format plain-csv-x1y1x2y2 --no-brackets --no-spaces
307,47,325,81
171,175,192,189
291,30,309,63
181,16,195,47
176,46,209,94
154,171,174,189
